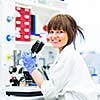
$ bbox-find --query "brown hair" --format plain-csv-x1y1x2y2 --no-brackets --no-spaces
48,14,85,49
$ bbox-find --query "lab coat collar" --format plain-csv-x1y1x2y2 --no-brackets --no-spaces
59,44,74,55
54,44,74,64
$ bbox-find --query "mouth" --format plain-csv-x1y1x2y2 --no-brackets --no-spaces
52,40,61,44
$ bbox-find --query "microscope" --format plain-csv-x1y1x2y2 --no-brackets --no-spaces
6,40,44,97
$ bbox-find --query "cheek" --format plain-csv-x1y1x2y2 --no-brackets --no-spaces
60,34,68,43
60,34,67,39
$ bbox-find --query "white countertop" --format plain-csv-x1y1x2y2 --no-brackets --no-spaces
95,84,100,96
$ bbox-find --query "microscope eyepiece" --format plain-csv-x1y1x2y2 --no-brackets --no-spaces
31,40,44,54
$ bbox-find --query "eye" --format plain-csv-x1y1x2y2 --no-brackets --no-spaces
56,30,65,34
59,30,64,33
49,30,54,34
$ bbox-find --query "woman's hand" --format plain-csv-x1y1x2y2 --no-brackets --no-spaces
22,49,36,74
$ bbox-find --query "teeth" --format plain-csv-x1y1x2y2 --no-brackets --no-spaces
53,40,59,42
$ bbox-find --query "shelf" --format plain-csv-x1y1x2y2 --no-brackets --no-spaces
15,40,52,50
15,41,33,50
15,0,62,16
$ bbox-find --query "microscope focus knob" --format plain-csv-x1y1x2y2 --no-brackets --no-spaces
9,66,17,74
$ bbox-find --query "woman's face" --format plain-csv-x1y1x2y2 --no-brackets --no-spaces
48,29,68,52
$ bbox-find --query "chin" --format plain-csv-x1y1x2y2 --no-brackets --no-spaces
53,45,60,48
52,45,57,48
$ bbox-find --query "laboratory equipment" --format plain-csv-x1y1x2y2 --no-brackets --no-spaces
0,0,59,99
31,40,44,54
6,40,44,97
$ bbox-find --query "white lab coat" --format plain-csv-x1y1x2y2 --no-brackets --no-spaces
41,45,97,100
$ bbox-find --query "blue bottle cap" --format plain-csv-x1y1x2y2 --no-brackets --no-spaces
91,73,98,76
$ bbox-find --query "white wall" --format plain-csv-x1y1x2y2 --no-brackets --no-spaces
0,0,15,86
65,0,100,53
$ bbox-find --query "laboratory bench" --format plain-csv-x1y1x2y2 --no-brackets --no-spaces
1,84,100,100
95,84,100,100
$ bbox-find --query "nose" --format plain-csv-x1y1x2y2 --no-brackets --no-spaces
52,32,58,37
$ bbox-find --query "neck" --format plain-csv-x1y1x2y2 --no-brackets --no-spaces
58,47,63,53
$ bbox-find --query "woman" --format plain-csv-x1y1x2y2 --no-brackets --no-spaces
22,14,97,100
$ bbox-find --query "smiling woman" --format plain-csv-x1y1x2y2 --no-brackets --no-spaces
22,14,97,100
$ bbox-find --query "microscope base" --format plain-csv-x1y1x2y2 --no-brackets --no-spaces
5,86,43,97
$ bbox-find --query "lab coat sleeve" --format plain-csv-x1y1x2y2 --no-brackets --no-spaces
41,80,58,100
